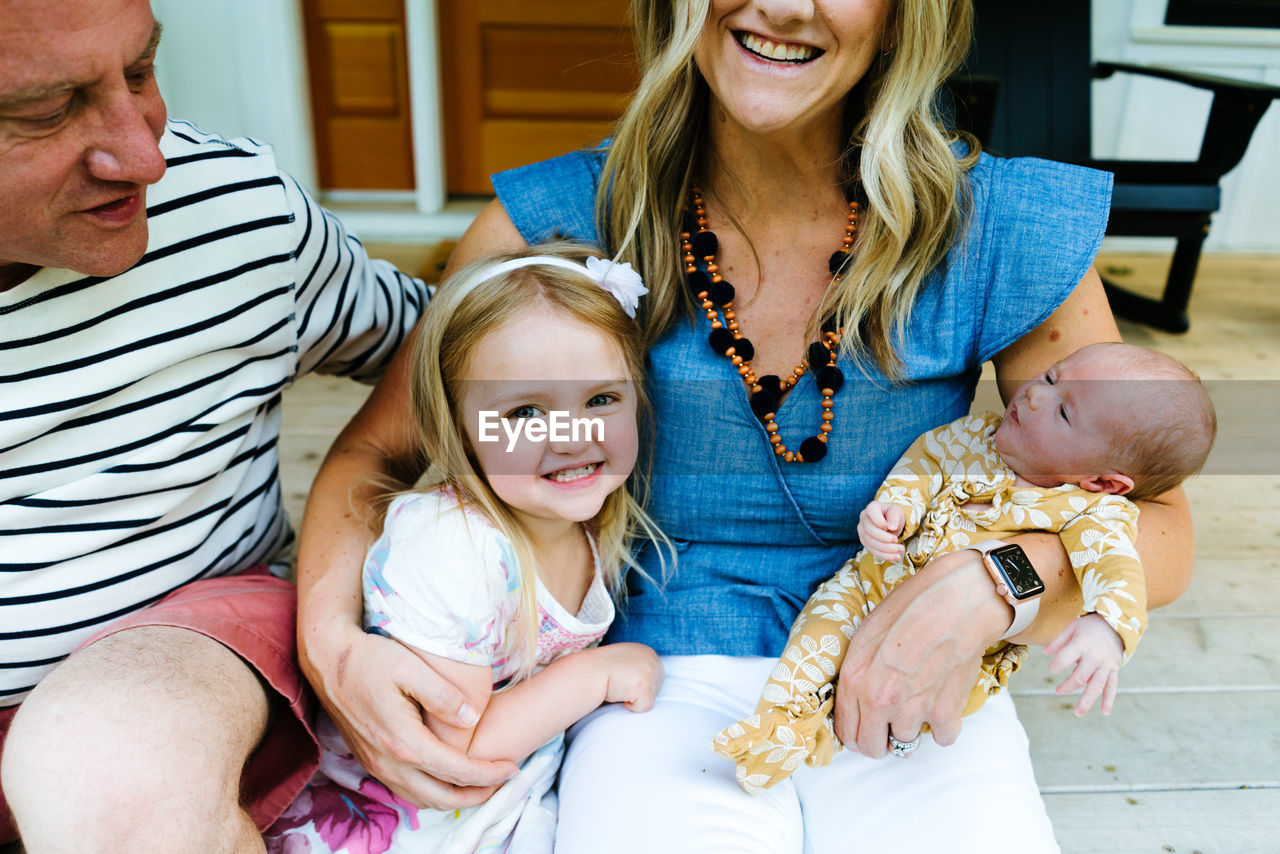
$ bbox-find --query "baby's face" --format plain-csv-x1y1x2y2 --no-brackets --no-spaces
993,346,1139,489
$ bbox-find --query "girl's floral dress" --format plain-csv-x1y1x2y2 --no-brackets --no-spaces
267,488,614,854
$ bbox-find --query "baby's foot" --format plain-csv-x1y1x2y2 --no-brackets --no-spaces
710,686,838,793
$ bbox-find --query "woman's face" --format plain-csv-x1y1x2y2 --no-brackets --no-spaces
693,0,894,139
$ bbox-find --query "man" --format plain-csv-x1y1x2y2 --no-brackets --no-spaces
0,1,505,849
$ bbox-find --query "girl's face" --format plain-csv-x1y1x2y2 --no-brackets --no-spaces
693,0,893,139
458,303,640,535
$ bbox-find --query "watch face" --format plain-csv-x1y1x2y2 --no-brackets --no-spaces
991,545,1046,599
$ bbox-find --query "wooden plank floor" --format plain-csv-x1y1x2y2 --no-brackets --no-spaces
271,250,1280,853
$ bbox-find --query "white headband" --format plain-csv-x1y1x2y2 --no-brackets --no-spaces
466,255,648,318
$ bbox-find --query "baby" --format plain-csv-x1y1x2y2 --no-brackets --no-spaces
713,342,1216,793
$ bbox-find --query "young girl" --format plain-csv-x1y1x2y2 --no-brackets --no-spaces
267,244,667,854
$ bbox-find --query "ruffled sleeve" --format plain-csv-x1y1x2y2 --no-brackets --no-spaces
490,146,609,245
361,492,521,666
967,154,1114,365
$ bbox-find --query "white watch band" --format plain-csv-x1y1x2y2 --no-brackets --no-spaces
971,540,1041,640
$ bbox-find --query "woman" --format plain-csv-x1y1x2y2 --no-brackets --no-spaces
296,1,1193,851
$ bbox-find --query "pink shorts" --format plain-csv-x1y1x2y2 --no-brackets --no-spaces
0,567,320,844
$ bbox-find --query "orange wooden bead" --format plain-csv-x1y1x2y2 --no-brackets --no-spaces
751,384,762,393
775,445,787,455
770,434,783,445
822,411,834,422
731,355,743,366
793,367,805,377
738,365,750,376
817,434,829,442
821,399,833,409
765,422,779,433
821,388,834,396
820,423,833,433
710,320,722,329
784,452,796,463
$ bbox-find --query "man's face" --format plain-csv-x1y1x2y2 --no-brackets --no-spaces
0,0,167,289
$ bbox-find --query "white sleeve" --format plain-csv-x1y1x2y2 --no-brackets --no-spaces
362,494,520,666
282,173,431,383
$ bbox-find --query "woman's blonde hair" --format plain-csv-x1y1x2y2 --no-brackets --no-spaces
394,242,668,677
601,0,978,377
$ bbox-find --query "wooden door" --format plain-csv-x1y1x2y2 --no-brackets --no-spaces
439,0,638,196
303,0,416,190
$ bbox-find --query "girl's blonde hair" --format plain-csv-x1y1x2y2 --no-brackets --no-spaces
396,242,668,677
601,0,978,377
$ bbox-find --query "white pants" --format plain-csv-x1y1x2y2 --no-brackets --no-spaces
555,655,1059,854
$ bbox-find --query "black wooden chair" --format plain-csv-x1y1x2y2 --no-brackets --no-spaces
957,1,1280,332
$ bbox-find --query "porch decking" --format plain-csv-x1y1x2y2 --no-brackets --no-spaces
270,250,1280,853
273,249,1280,853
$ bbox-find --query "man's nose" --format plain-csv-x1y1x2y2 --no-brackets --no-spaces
84,88,167,187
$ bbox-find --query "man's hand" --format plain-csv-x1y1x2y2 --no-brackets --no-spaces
300,618,517,809
857,501,906,561
1044,613,1124,716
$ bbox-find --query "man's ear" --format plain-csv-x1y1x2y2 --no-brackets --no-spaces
1078,472,1134,495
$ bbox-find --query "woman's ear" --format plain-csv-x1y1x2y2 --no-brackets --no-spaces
1078,472,1135,496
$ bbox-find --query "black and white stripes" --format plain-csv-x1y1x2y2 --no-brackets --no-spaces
0,121,428,703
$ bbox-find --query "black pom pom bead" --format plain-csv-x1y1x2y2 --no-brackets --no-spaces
800,437,828,463
821,315,839,335
687,270,712,296
708,279,735,305
750,389,778,420
691,230,718,258
829,250,849,275
758,374,783,396
807,341,830,369
733,337,755,362
708,327,735,354
816,365,844,393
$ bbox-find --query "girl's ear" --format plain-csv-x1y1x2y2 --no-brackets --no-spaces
1078,472,1135,496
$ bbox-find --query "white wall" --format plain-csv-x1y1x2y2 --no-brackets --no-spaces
1092,0,1280,251
151,0,317,192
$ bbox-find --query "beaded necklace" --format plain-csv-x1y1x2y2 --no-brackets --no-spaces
682,185,859,463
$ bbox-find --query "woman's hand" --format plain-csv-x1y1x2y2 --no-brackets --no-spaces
833,548,1009,757
299,613,518,810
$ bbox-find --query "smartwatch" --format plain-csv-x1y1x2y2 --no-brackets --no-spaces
969,540,1045,640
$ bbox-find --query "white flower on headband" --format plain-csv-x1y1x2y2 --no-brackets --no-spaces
584,256,648,318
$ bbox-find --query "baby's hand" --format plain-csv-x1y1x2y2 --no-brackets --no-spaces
1044,614,1124,717
599,642,664,713
857,501,905,561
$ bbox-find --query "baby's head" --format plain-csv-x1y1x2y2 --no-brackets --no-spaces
993,342,1216,500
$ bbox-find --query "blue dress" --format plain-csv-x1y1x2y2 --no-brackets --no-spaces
493,148,1112,659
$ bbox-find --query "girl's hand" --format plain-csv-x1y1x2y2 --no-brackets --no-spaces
299,615,517,810
1044,613,1124,716
858,501,906,561
598,642,664,712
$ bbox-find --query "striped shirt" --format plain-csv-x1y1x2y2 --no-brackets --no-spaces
0,121,429,704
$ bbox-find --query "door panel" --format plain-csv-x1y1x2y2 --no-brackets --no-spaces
303,0,415,190
440,1,637,195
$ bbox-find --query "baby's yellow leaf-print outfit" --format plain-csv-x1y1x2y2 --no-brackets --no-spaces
712,412,1146,793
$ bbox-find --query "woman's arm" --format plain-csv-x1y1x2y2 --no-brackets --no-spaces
421,644,663,764
833,267,1194,756
295,199,529,809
